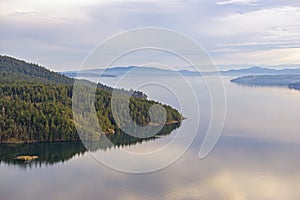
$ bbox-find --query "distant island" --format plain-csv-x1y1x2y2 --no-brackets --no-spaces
62,66,202,78
62,66,300,78
289,82,300,90
62,72,117,78
0,55,183,144
231,75,300,90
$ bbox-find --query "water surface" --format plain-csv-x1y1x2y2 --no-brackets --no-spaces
1,76,300,199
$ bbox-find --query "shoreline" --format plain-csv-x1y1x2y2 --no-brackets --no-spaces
0,120,182,144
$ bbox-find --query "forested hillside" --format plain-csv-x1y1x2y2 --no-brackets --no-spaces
0,56,182,143
0,55,74,84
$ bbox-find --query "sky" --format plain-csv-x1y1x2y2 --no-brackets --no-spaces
0,0,300,71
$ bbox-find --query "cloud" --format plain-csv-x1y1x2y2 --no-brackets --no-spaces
0,0,300,70
203,5,300,64
206,6,300,37
216,0,260,5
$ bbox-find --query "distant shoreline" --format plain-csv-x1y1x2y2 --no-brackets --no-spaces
230,75,300,90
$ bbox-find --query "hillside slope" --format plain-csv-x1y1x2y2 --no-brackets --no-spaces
0,55,74,84
0,56,182,143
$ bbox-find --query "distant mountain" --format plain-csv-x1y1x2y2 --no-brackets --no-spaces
62,66,199,77
219,66,300,76
219,67,275,75
62,72,117,78
62,66,300,78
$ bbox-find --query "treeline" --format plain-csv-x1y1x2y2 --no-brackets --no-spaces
0,84,75,143
0,83,182,143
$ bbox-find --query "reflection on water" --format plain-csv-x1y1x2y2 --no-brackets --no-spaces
159,137,300,200
0,123,180,168
0,142,86,168
1,76,300,199
1,134,299,200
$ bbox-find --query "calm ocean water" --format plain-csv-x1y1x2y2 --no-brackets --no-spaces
1,76,300,200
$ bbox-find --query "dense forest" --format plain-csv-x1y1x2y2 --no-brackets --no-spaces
0,55,182,143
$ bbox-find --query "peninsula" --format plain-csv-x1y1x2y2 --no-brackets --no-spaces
0,55,182,143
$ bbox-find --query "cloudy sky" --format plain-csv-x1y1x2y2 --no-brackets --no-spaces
0,0,300,71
